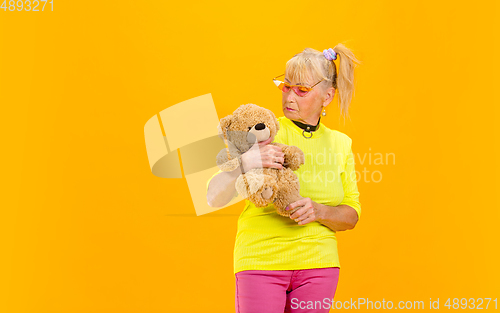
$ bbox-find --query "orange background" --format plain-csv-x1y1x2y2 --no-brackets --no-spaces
1,1,499,312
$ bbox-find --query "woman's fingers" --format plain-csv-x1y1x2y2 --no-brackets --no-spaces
255,145,284,169
297,215,315,226
287,198,307,212
263,159,283,169
260,147,282,157
241,143,284,171
293,208,315,225
271,163,284,169
293,209,308,222
297,209,314,222
275,156,285,164
288,198,313,219
264,155,284,165
263,155,284,163
288,198,317,225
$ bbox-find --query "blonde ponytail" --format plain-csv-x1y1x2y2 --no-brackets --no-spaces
333,43,361,118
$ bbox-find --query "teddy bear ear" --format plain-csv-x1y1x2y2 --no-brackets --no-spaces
217,115,233,140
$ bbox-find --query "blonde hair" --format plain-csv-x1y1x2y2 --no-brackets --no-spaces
285,43,361,118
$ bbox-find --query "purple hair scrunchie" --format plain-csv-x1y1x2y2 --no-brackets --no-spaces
323,48,337,61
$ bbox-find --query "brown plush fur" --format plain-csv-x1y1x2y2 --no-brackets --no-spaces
216,104,305,217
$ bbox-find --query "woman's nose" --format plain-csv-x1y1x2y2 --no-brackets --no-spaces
285,89,297,101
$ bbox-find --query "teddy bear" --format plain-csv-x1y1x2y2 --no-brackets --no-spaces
216,103,305,217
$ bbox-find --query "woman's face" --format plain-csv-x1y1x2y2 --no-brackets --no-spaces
281,75,335,125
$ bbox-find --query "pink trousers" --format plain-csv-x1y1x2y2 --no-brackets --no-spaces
235,267,340,313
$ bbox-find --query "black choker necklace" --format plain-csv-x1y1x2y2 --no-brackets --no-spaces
292,118,321,139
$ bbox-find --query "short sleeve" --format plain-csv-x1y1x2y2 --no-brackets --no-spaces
339,139,361,220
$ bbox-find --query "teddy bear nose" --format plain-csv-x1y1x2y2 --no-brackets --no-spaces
255,123,266,131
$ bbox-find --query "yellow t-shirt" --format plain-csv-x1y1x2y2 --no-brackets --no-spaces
207,116,361,274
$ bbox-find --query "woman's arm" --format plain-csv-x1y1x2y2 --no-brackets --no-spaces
315,203,359,231
206,167,241,208
286,199,358,231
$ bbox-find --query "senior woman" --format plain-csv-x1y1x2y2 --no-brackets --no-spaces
207,44,362,313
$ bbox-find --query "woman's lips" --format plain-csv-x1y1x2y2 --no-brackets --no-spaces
286,107,296,112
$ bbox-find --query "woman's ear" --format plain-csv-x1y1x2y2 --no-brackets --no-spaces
324,87,335,106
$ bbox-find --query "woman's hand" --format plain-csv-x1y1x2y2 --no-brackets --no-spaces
286,198,321,226
240,137,285,173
